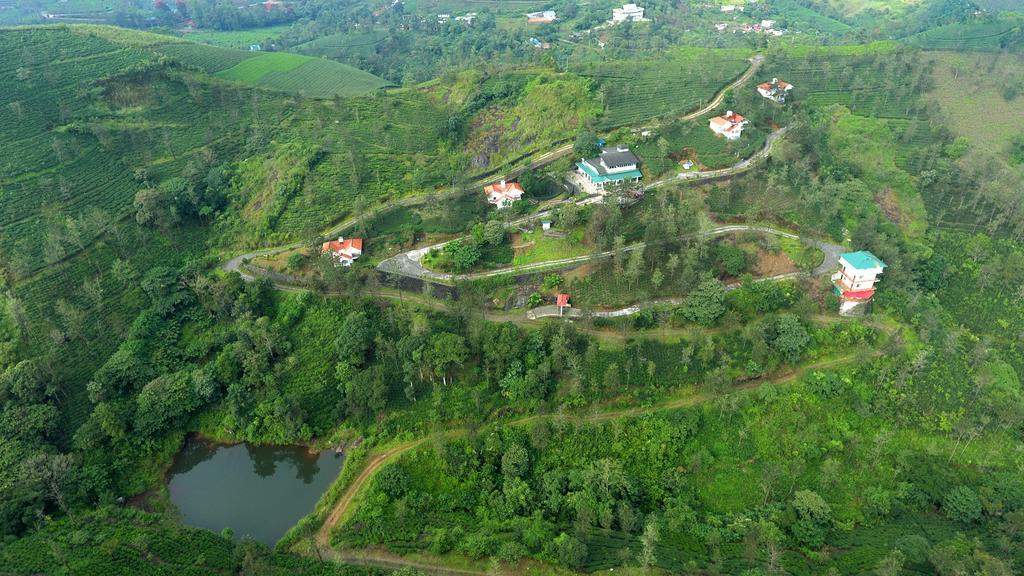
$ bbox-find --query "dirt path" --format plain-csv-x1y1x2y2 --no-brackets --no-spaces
677,54,764,122
219,56,766,281
310,346,877,569
315,439,426,548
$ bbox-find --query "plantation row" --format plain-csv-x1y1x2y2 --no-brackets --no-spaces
906,15,1024,52
254,57,393,98
13,224,209,436
761,50,933,120
1,45,155,162
575,51,750,129
0,506,386,576
155,41,259,73
269,94,451,237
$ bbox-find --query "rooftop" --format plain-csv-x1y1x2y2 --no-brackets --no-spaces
599,148,639,169
840,250,886,270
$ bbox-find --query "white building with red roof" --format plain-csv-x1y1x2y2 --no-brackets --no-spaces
709,111,748,140
485,180,525,209
321,237,363,266
757,78,793,103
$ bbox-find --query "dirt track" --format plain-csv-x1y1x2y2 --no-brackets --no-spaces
309,347,882,573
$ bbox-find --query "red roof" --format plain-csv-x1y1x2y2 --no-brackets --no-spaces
484,181,524,195
710,112,747,134
321,238,363,254
556,293,570,307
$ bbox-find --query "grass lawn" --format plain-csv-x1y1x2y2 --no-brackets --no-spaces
511,227,590,266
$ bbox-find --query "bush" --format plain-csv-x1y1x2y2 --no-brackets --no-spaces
497,540,528,564
548,532,587,568
943,486,982,523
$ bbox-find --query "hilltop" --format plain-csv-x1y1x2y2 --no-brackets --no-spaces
3,6,1024,576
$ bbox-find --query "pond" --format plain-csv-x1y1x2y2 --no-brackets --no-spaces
167,438,344,546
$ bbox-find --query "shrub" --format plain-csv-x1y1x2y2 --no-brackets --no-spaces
943,486,982,523
547,532,587,568
497,540,528,564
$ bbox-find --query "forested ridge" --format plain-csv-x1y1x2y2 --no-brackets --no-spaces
2,2,1024,575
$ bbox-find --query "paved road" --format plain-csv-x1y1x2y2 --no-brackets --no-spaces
377,125,796,285
523,225,842,320
219,55,766,278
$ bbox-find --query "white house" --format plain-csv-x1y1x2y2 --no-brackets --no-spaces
527,10,557,23
612,3,646,23
576,147,642,194
761,19,776,29
832,250,886,316
485,180,524,209
757,78,793,103
709,111,748,140
321,237,364,266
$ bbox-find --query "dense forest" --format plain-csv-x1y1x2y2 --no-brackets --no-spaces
2,1,1024,575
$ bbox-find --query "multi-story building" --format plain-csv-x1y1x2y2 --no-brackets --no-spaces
832,250,886,316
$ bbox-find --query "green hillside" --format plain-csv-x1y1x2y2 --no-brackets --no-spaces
905,13,1024,51
154,45,394,97
5,9,1024,576
574,48,752,129
0,25,451,446
0,506,385,576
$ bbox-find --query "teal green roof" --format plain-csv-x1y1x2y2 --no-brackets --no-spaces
840,250,886,270
576,162,642,184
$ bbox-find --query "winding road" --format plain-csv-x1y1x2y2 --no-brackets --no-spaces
311,344,886,574
210,53,862,574
220,55,766,279
377,127,805,285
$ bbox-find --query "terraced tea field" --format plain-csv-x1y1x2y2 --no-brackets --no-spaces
575,48,751,129
762,45,931,120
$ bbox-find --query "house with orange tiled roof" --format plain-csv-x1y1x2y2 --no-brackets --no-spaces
485,180,525,209
757,78,793,103
321,237,363,266
709,110,748,140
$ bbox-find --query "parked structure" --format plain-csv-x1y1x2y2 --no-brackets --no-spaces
321,237,364,266
709,110,748,140
576,147,642,194
612,3,646,22
832,250,886,316
485,180,525,209
757,78,793,103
